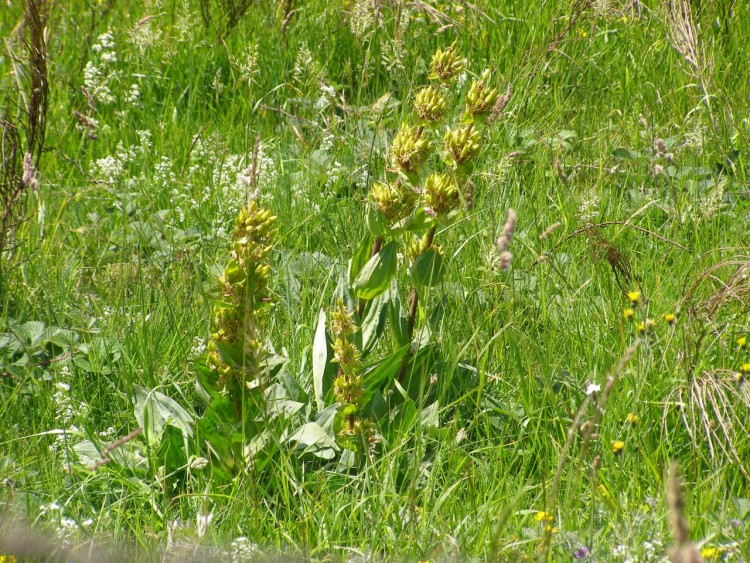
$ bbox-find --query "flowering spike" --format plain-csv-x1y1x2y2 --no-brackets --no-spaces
206,201,276,397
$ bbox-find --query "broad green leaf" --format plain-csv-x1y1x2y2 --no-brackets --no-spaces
612,147,640,160
23,321,46,347
158,425,189,474
361,344,409,404
365,204,390,237
421,401,439,428
314,404,339,434
410,248,446,287
73,440,104,467
45,328,80,348
312,309,328,412
287,422,338,459
402,206,433,232
133,385,193,447
361,290,389,354
194,358,222,402
734,498,750,519
353,241,397,299
197,416,236,473
349,234,374,286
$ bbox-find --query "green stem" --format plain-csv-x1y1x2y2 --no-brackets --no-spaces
398,225,437,382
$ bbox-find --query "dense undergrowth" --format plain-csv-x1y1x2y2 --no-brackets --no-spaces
2,0,750,561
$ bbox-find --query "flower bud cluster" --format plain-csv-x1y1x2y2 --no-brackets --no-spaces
330,302,369,442
414,85,448,123
423,173,459,216
368,43,506,230
464,69,499,120
368,181,417,222
331,302,364,404
444,124,482,166
392,124,431,174
429,41,464,82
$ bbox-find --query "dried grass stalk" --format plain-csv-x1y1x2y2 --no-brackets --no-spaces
666,463,702,563
1,0,49,261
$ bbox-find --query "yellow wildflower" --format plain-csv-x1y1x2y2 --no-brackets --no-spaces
635,322,645,334
625,413,638,425
623,308,634,320
738,336,747,349
664,313,676,325
740,363,750,375
627,290,641,305
700,546,723,560
611,440,625,455
534,511,554,523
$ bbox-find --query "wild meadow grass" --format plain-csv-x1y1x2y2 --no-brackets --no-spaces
1,0,750,561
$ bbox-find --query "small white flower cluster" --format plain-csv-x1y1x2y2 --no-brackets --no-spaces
641,539,663,560
155,156,177,189
39,502,93,543
612,544,633,562
84,31,119,105
579,188,600,223
228,536,263,562
315,83,337,111
90,155,123,183
352,164,371,189
585,383,601,396
125,82,140,105
49,366,90,462
90,129,152,184
325,159,345,191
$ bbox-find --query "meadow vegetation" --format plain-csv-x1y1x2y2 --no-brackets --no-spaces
1,0,750,560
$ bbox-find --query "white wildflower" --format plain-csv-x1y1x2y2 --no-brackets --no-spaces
91,155,124,183
585,383,601,395
230,536,263,561
126,83,140,104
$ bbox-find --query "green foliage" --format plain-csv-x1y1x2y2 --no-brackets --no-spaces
2,0,750,560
